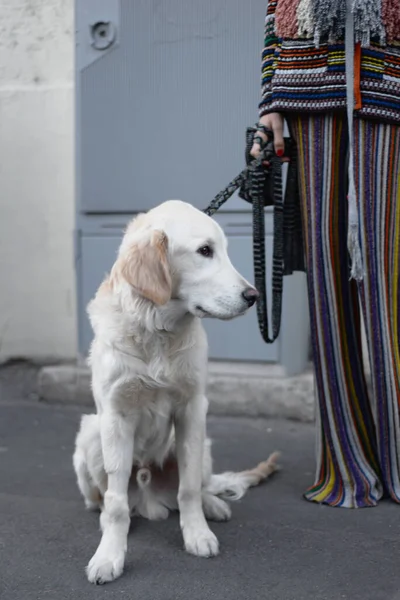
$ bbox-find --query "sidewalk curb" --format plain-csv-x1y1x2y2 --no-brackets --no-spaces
38,362,315,422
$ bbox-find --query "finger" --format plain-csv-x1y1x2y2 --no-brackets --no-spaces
251,128,269,157
271,120,284,156
250,143,261,158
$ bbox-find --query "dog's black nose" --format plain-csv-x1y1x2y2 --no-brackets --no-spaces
242,287,259,307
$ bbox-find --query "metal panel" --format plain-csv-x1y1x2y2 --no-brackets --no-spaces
77,216,279,362
279,272,310,376
76,0,267,213
79,235,119,354
75,0,311,372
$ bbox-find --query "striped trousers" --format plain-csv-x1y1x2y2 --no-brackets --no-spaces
289,114,400,508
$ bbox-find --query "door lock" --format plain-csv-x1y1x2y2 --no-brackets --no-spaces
90,21,116,51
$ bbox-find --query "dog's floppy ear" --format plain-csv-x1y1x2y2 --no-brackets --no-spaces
120,229,172,305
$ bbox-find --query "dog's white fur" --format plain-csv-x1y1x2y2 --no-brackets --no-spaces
73,201,279,585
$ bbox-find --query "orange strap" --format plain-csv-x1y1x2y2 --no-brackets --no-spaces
354,42,362,110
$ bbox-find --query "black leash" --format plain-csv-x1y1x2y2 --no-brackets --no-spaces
203,127,298,344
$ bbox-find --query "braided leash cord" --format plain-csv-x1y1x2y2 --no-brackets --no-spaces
203,154,265,217
203,131,296,344
203,170,246,217
252,154,284,343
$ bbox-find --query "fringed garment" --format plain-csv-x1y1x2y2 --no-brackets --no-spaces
258,1,400,508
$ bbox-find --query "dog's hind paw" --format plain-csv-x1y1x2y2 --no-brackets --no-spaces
202,493,232,522
85,499,101,512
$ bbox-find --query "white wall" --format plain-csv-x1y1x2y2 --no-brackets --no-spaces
0,0,76,362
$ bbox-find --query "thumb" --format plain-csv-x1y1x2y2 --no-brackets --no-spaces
250,141,262,159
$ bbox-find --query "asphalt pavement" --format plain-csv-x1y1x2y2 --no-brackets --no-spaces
1,365,400,600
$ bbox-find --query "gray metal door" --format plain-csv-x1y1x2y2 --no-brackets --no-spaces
75,0,311,374
76,0,267,213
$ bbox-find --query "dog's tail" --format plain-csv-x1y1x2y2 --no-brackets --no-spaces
136,467,152,490
205,451,280,501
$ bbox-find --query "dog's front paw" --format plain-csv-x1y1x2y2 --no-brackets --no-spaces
183,526,219,558
86,547,125,585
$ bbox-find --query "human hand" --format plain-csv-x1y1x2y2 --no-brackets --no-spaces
250,113,285,159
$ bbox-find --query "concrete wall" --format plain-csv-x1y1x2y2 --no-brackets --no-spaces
0,0,76,362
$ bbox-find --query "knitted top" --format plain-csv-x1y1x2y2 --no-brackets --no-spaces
259,0,400,124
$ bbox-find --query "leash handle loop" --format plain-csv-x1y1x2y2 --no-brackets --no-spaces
203,133,297,344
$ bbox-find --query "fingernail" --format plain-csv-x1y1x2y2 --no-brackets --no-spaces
276,149,284,157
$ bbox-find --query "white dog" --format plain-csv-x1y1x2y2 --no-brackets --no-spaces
73,200,279,585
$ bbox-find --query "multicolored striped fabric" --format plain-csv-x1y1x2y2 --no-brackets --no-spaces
289,113,400,507
260,1,400,124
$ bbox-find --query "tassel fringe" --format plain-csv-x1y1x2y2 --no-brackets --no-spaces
348,224,364,282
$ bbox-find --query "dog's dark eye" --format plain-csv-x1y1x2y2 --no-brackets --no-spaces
197,245,213,258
